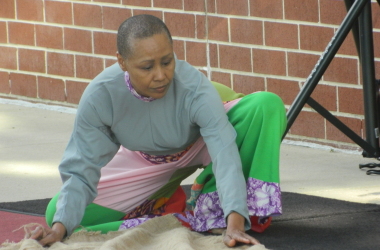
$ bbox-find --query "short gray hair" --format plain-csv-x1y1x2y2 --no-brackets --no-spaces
117,14,173,59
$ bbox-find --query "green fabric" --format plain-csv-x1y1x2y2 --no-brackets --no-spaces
46,192,125,233
148,165,202,200
197,91,287,194
211,81,245,101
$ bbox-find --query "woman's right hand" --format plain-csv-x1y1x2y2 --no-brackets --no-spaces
27,222,67,247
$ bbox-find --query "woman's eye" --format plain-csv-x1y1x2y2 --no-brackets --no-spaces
162,60,171,66
142,66,152,70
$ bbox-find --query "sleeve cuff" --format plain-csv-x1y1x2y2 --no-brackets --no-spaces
225,210,251,231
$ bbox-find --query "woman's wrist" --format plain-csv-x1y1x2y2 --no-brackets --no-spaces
51,222,67,240
226,212,245,231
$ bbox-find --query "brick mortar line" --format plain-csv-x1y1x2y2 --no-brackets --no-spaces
321,110,364,119
35,1,233,18
42,0,46,23
3,38,368,62
281,0,285,19
335,85,340,112
250,48,254,77
317,0,321,23
62,2,165,11
4,0,380,25
247,0,251,17
173,11,380,32
2,69,92,83
285,46,289,77
1,18,379,37
202,14,346,28
297,23,301,50
216,43,220,68
4,9,380,32
14,0,17,19
307,81,367,89
0,18,119,34
0,35,372,62
70,1,74,26
207,67,365,87
0,64,366,90
2,17,380,35
0,43,117,58
169,38,369,60
203,0,211,81
0,51,366,89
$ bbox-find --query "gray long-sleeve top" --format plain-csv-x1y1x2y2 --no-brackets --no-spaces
53,58,250,235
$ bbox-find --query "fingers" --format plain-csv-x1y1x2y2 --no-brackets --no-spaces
28,226,45,240
38,233,60,247
223,233,236,247
223,230,260,247
246,234,260,245
25,226,59,247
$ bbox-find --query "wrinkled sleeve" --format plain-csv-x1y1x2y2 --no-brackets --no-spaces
53,100,120,236
191,75,251,231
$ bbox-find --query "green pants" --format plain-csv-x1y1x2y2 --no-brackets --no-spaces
46,193,126,233
197,91,287,194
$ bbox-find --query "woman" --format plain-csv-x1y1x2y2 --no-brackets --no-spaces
29,14,287,247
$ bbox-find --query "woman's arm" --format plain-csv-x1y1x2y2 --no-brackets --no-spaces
190,75,257,246
28,96,120,244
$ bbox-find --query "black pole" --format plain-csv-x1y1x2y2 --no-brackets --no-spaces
344,0,361,57
284,0,369,137
307,97,376,155
359,1,379,157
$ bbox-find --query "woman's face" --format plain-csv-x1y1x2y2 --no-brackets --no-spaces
117,33,175,99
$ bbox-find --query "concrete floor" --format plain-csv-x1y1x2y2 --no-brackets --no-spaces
1,98,379,205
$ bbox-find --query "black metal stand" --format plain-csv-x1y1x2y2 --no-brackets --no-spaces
283,0,380,175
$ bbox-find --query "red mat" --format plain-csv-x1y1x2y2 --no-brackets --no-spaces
0,210,47,244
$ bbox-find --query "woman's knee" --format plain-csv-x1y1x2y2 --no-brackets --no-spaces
245,92,285,112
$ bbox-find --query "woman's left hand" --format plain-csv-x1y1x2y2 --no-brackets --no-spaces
223,212,260,247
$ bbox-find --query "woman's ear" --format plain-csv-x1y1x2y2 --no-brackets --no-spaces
116,52,128,71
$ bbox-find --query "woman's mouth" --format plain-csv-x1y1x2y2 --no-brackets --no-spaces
152,84,168,93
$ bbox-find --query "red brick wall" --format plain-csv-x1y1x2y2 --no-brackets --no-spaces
1,0,380,150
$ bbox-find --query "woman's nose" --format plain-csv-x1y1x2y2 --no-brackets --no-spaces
154,66,165,81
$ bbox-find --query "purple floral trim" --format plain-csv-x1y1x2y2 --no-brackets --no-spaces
118,178,282,232
119,214,160,230
139,143,194,165
119,213,188,230
124,72,156,102
186,177,282,232
186,191,226,231
247,177,282,216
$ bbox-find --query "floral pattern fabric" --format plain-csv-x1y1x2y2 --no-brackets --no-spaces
119,177,282,232
246,177,282,216
122,199,165,220
139,143,194,165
